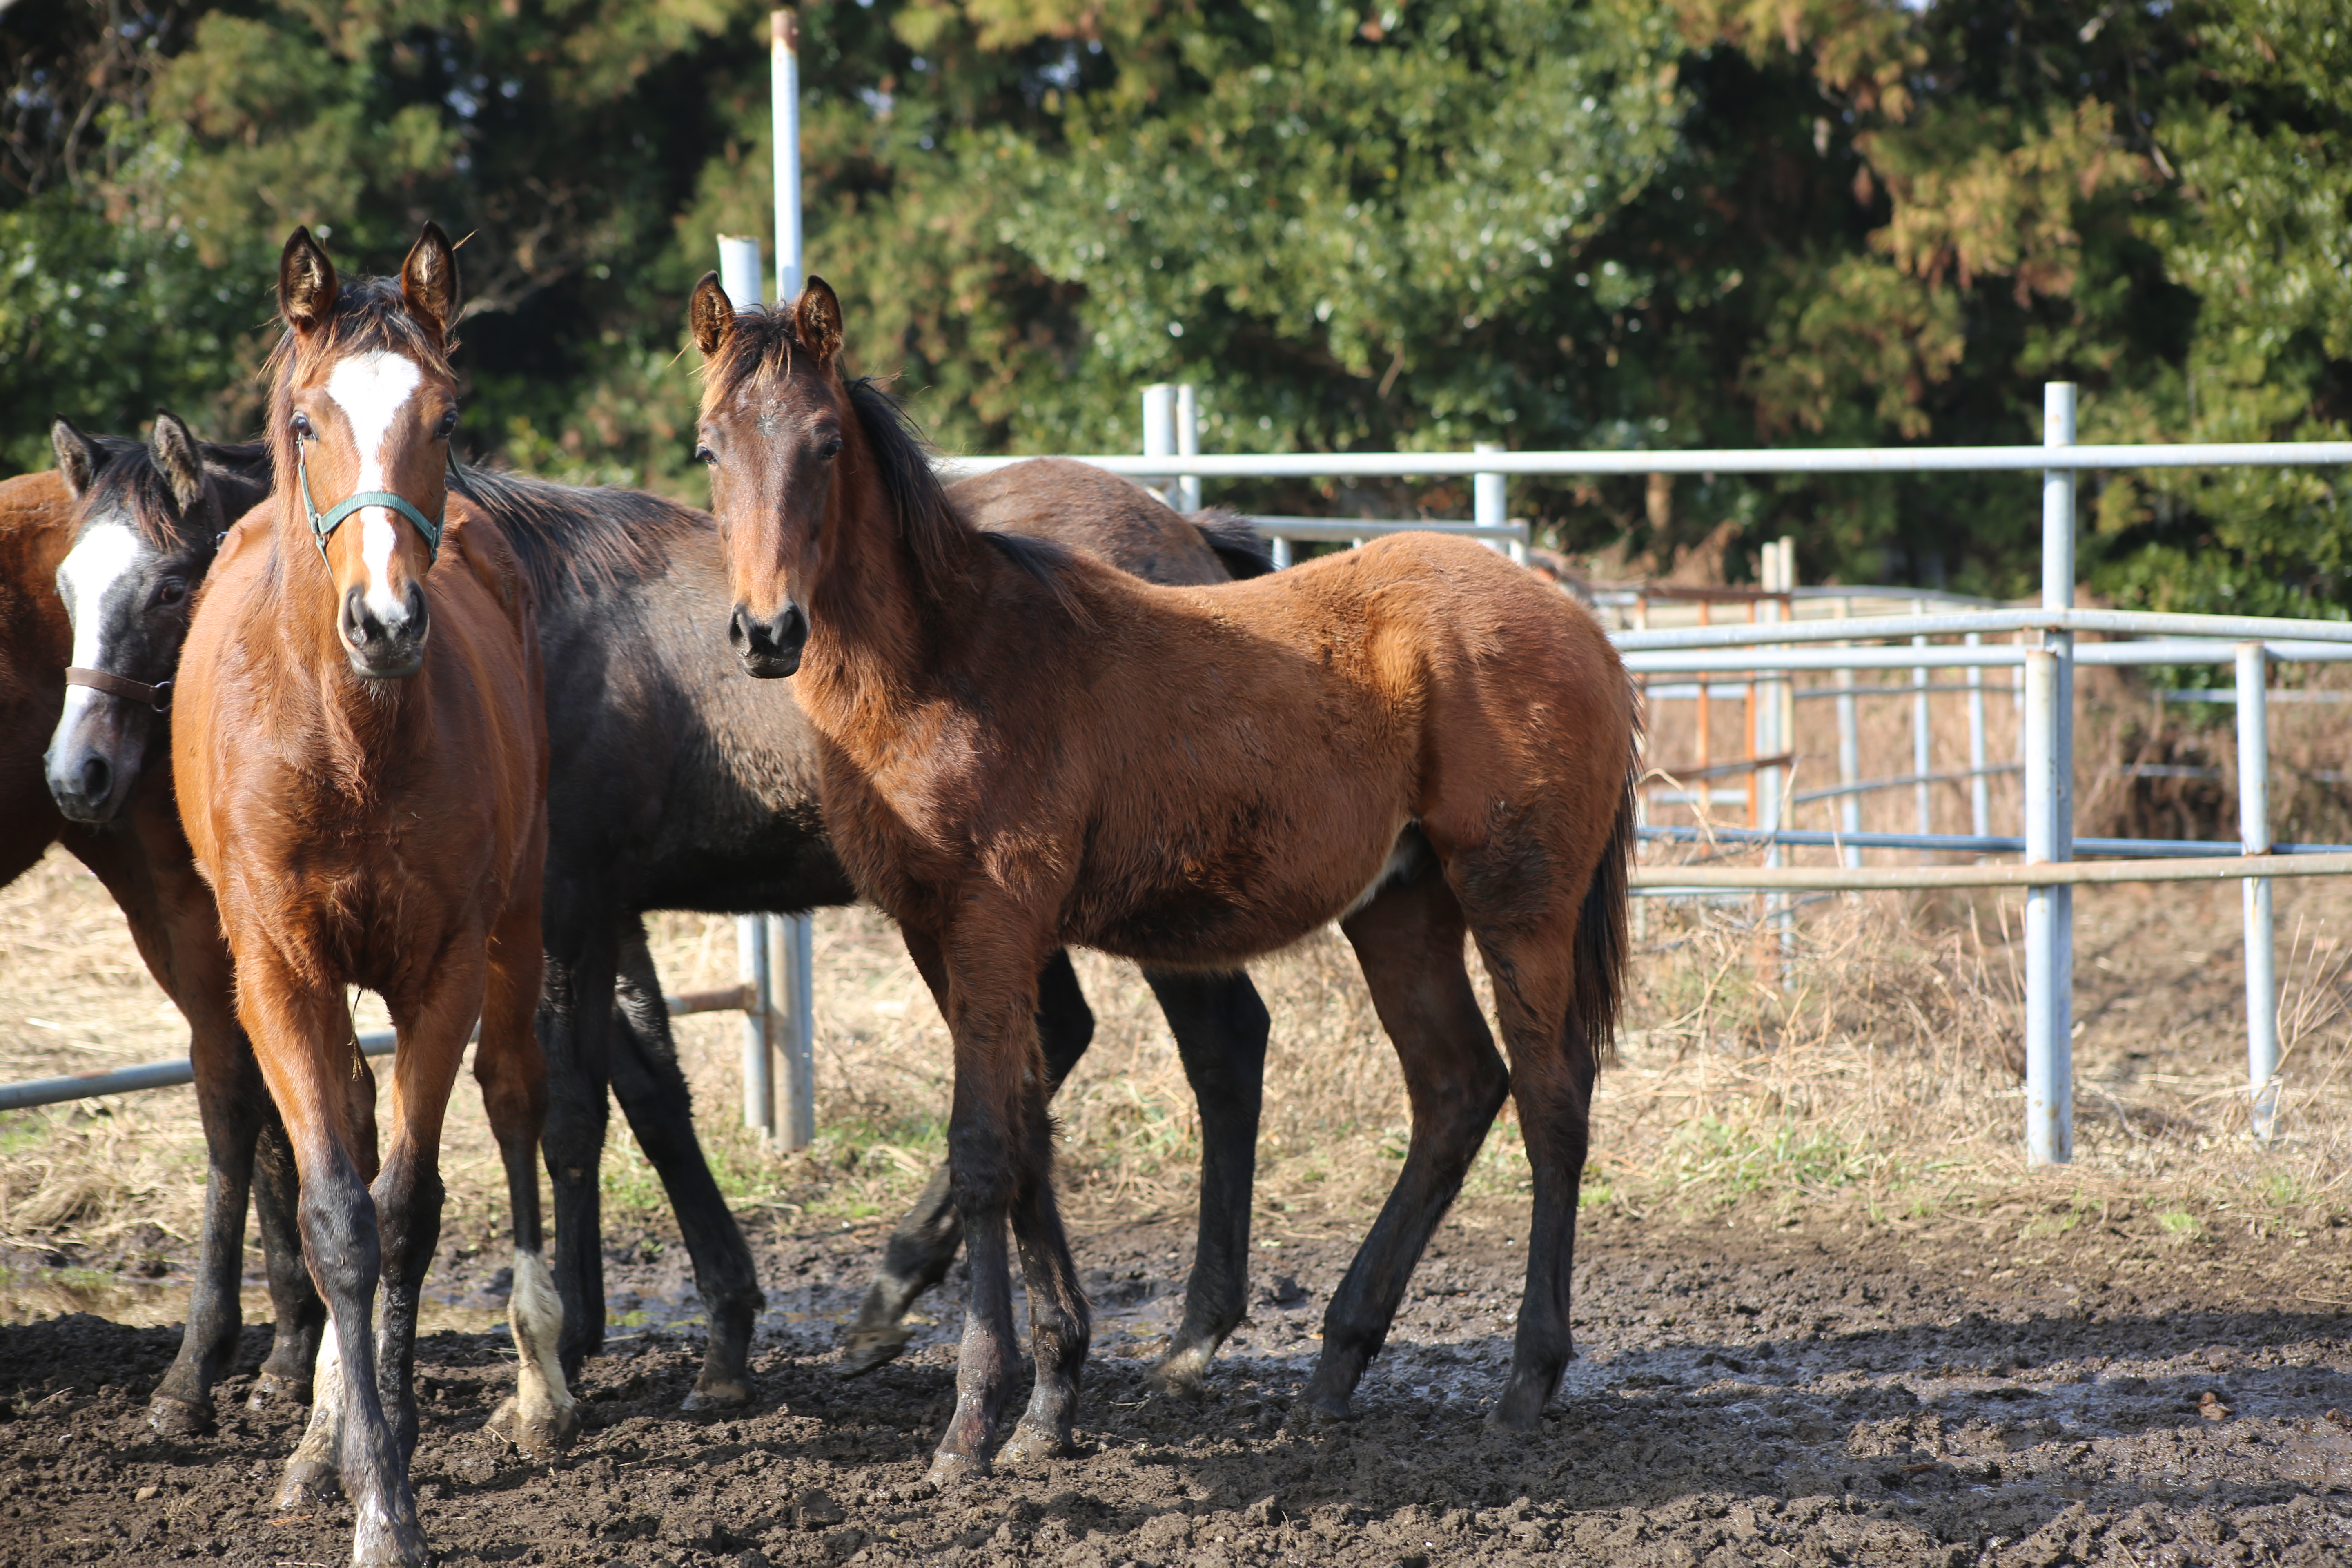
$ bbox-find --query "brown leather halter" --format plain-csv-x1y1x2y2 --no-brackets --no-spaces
66,666,172,713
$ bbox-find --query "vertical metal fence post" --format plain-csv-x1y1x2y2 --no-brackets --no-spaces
1175,385,1202,514
717,237,764,312
1911,600,1932,837
768,912,817,1149
738,915,775,1138
2025,382,2077,1166
1835,597,1861,868
1142,384,1178,508
1967,633,1991,842
1269,536,1292,570
772,10,802,303
1474,443,1520,564
2237,641,2281,1138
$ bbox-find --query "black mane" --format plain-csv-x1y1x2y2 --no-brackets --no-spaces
451,462,705,603
80,433,271,550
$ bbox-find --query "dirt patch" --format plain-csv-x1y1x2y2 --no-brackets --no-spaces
3,1196,2347,1567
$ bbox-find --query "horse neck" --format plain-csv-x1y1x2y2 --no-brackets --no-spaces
256,485,423,771
802,446,975,717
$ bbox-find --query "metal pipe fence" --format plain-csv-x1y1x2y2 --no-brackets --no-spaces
9,382,2349,1170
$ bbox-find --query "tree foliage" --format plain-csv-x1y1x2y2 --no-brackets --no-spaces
0,0,2346,608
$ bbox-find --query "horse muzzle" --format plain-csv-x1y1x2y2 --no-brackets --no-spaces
44,699,148,824
341,582,430,680
729,601,807,679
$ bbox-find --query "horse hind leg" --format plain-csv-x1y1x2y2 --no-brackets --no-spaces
1140,966,1268,1397
479,894,579,1457
843,947,1091,1376
1301,867,1508,1425
607,919,764,1408
1471,909,1600,1431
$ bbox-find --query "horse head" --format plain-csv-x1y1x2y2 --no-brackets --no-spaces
44,413,263,822
689,272,851,679
273,223,463,680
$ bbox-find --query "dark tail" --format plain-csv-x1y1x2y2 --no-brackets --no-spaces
1187,506,1276,580
1572,720,1641,1069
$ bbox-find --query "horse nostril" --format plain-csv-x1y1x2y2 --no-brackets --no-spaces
778,604,808,652
730,605,767,654
342,585,371,648
80,754,110,804
405,584,429,644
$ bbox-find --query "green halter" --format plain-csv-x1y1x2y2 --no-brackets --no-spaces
296,434,447,568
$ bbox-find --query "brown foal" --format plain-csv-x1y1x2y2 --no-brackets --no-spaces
174,225,569,1568
691,277,1637,1482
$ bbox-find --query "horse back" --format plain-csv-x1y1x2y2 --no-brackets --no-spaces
949,459,1234,586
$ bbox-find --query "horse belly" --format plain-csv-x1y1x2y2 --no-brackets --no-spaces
1076,816,1412,967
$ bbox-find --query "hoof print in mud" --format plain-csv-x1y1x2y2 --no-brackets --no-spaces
486,1395,582,1457
838,1325,914,1376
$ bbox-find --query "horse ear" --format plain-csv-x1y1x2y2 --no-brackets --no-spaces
151,410,205,513
278,226,338,337
794,276,844,369
51,416,97,499
688,273,735,358
401,221,461,343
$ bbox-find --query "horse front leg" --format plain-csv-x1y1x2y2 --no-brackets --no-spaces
608,920,764,1408
241,957,423,1567
1140,967,1268,1397
535,920,615,1383
149,1008,266,1435
479,889,578,1456
918,925,1071,1485
844,947,1093,1376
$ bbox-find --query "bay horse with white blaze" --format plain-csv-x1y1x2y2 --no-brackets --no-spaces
174,225,569,1568
691,276,1638,1481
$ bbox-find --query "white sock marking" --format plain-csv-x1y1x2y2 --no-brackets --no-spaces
323,352,425,620
508,1248,574,1421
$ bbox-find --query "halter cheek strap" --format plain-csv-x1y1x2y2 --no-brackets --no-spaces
296,435,447,568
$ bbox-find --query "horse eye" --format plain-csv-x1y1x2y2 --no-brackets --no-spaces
291,412,314,439
155,579,186,608
818,437,844,461
695,443,717,467
434,411,458,441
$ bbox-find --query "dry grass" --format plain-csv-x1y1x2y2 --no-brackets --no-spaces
7,638,2352,1266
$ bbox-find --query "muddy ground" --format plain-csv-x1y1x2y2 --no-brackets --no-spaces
3,1193,2348,1568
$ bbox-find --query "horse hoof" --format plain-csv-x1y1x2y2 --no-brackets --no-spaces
998,1420,1075,1467
838,1325,913,1378
682,1376,752,1412
353,1498,428,1568
1290,1394,1354,1429
274,1459,342,1510
1145,1344,1214,1399
924,1448,988,1489
247,1369,310,1410
487,1396,582,1458
1486,1395,1546,1433
147,1392,212,1438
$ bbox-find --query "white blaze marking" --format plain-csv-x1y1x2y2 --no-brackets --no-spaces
52,520,142,743
323,351,425,619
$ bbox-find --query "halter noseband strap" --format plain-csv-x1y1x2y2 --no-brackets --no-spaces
67,666,172,713
295,434,448,568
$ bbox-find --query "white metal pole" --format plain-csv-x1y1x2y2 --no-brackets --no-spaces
1269,535,1292,570
1142,384,1178,508
1967,633,1991,840
772,10,802,303
1474,443,1519,564
1911,599,1932,837
768,912,817,1149
1835,597,1860,868
738,914,774,1136
2025,381,2077,1166
2238,641,2280,1137
717,237,764,312
1176,385,1202,513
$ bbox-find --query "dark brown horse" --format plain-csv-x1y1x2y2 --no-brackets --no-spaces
6,430,335,1434
693,277,1638,1481
175,225,567,1568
